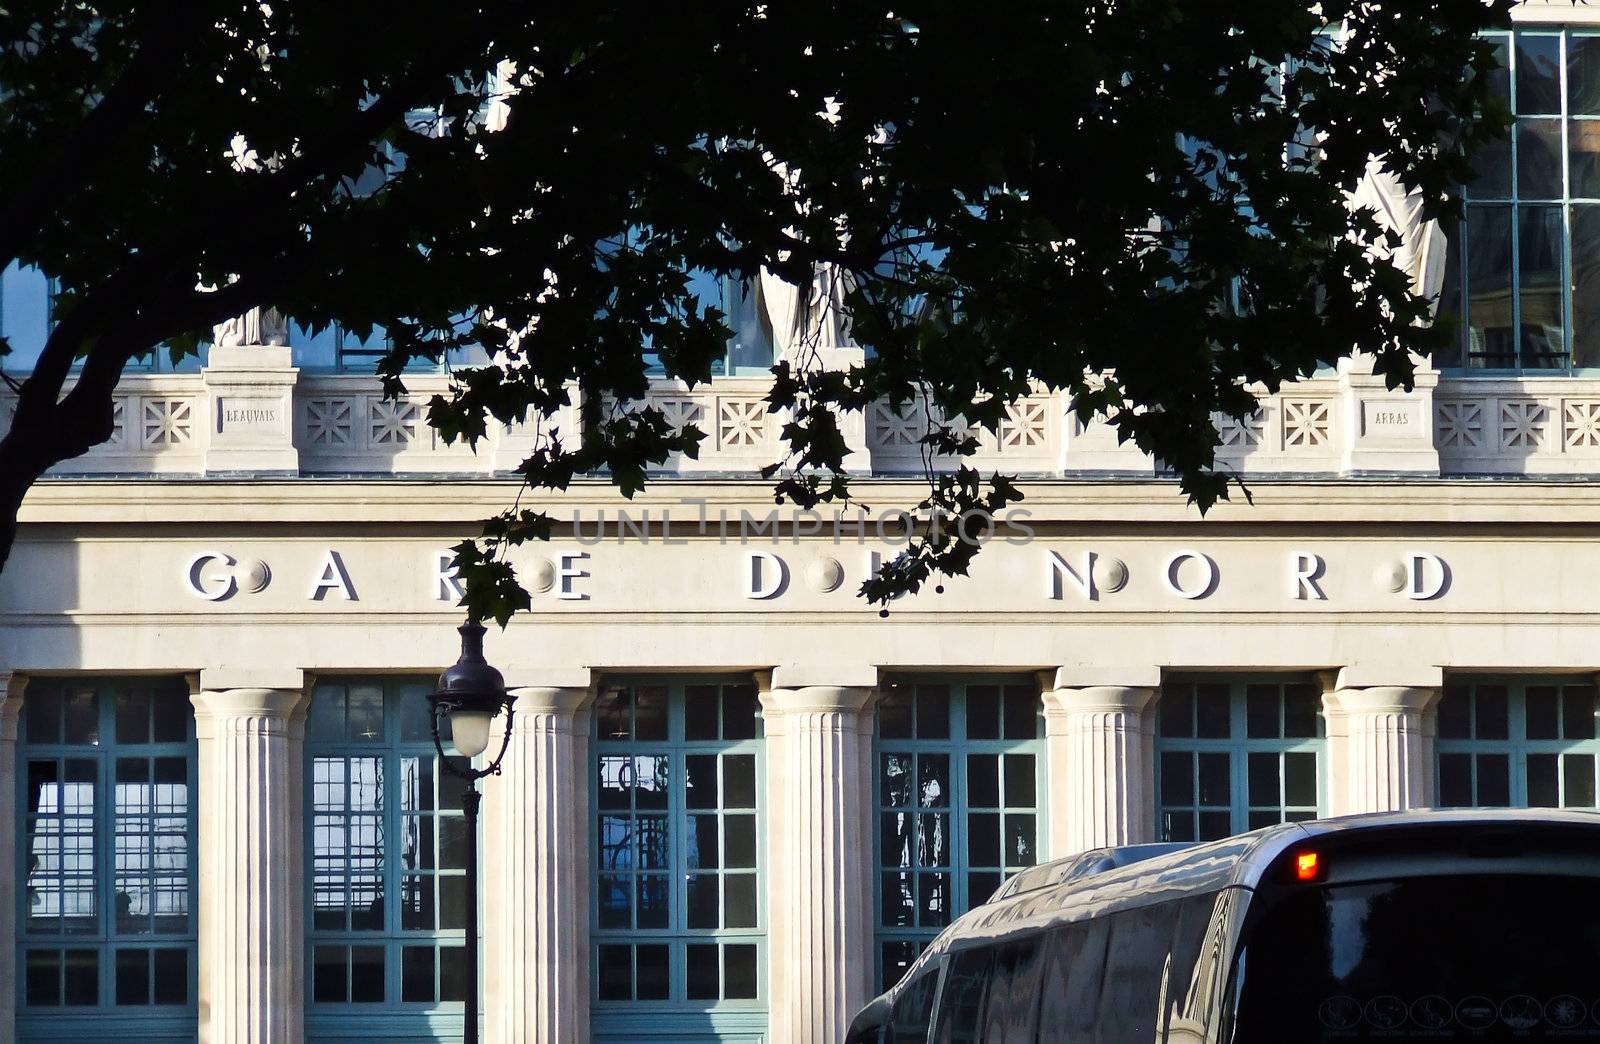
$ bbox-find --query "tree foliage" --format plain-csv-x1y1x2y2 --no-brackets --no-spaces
0,1,1514,622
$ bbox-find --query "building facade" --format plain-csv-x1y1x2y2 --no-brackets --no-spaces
4,5,1600,1043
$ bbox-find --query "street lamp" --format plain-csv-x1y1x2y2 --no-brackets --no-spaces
428,620,515,1044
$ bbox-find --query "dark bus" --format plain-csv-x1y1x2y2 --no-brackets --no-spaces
845,809,1600,1042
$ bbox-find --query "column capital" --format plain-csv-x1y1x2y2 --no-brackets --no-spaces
1327,685,1440,717
507,684,594,718
197,666,312,693
1044,664,1162,690
766,662,878,691
1041,684,1158,717
0,673,27,741
759,684,874,717
191,686,310,723
1331,664,1444,690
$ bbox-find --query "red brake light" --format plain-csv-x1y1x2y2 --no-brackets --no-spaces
1295,851,1320,881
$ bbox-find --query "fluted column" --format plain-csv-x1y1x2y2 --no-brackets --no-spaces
482,681,592,1044
1042,680,1158,855
191,675,310,1044
1328,685,1439,814
759,676,875,1044
0,672,28,1044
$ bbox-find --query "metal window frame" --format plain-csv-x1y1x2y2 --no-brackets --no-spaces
588,676,768,1029
14,677,198,1040
302,676,471,1040
1435,675,1600,807
1154,676,1327,843
870,675,1048,992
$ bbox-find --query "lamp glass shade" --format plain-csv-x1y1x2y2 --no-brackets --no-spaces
449,708,494,758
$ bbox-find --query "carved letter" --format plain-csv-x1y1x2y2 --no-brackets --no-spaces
185,551,238,602
1406,551,1449,601
1045,550,1096,601
310,550,358,601
557,552,591,601
1291,552,1327,601
746,551,788,599
1163,550,1218,600
435,550,465,602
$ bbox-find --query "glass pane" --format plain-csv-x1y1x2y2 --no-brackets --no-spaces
64,690,97,745
725,873,757,928
1527,686,1560,739
1437,218,1466,367
1565,685,1598,739
598,756,631,809
1572,36,1600,114
967,813,1000,868
723,754,756,808
724,815,756,869
1529,753,1561,807
1438,687,1471,739
1005,815,1036,867
882,812,913,870
115,690,151,744
1283,685,1319,738
684,755,718,809
396,682,440,743
116,948,149,1005
634,756,669,809
687,943,719,1000
1246,686,1279,738
722,684,758,740
26,689,61,744
345,685,383,742
637,815,670,872
1467,127,1512,199
686,874,718,929
313,946,347,1003
438,875,466,930
350,946,384,1003
1163,811,1196,843
401,945,433,1002
969,872,1002,906
1466,205,1515,369
634,686,668,740
597,875,630,928
400,875,434,930
967,753,999,807
966,685,1000,740
1517,120,1564,198
636,876,669,929
685,685,718,740
151,692,187,744
597,945,631,1001
1283,752,1318,808
1198,811,1232,841
881,753,913,807
1563,754,1596,808
595,687,629,741
152,948,186,1005
725,944,759,999
1198,752,1230,807
1195,684,1230,738
1159,685,1194,738
1516,34,1562,115
1247,752,1279,807
881,872,915,926
438,816,466,870
1571,119,1600,198
1518,204,1566,368
1003,754,1035,807
64,949,96,1005
1439,753,1472,807
917,813,949,867
917,872,950,927
438,945,467,1003
1,262,51,372
687,815,719,870
915,685,950,739
1002,686,1037,739
918,754,949,808
1160,751,1194,806
1478,753,1512,806
1476,686,1510,739
877,688,912,739
636,945,669,1000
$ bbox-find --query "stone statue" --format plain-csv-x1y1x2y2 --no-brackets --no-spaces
1350,157,1448,314
758,263,854,357
212,307,289,348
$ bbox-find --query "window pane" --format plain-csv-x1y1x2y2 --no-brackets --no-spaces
116,948,149,1005
684,686,718,740
1563,754,1596,808
1246,685,1279,739
1529,753,1561,807
634,686,668,741
597,945,631,1001
1518,204,1566,368
1572,36,1600,115
1,262,51,373
636,945,669,1000
1197,753,1230,807
1160,752,1194,806
1570,119,1600,198
64,691,97,745
967,753,999,807
1527,686,1560,739
313,946,347,1003
725,874,758,929
722,684,758,740
1247,752,1278,807
915,685,950,739
1196,685,1231,738
115,691,151,745
1003,754,1035,807
1283,685,1319,738
350,946,384,1003
438,945,468,1003
64,950,97,1005
1466,205,1515,368
1516,34,1563,116
725,944,758,999
1002,686,1037,740
1438,686,1471,739
1478,754,1511,806
152,948,186,1005
1577,212,1600,367
1439,753,1472,807
1565,685,1598,739
877,688,912,739
1517,120,1565,199
966,685,1000,740
1159,685,1194,738
687,943,719,999
1476,686,1510,739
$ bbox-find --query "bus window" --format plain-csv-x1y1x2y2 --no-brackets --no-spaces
981,937,1045,1044
931,946,993,1044
889,957,941,1042
1232,873,1600,1041
1099,902,1181,1042
1165,890,1236,1043
1036,916,1112,1042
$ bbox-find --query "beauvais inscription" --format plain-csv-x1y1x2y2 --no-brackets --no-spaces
183,546,1454,604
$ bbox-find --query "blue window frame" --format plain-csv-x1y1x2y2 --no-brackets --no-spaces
873,677,1045,991
1436,678,1599,808
1156,677,1324,843
304,678,471,1041
1438,29,1600,372
16,678,197,1041
591,679,766,1044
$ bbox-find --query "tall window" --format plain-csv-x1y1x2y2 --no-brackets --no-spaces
873,678,1044,990
592,679,765,1038
1436,679,1599,808
1156,678,1323,843
1439,29,1600,371
304,678,469,1035
16,679,196,1040
1,261,52,374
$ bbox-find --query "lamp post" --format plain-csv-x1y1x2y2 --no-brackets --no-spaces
427,620,515,1044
